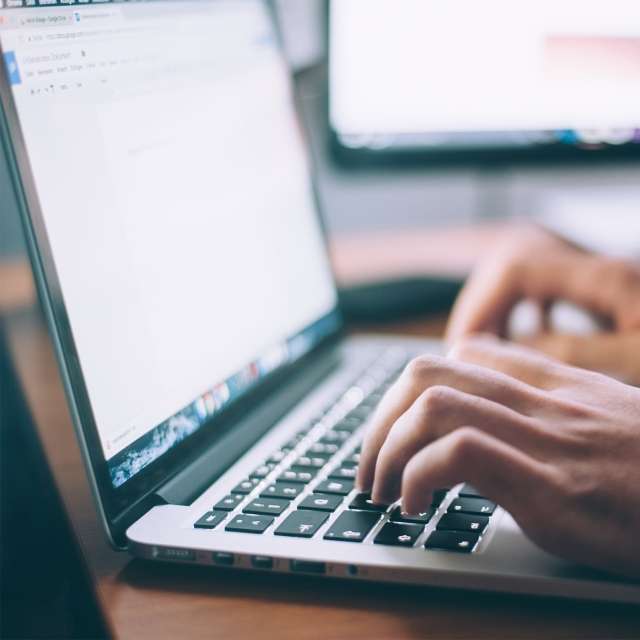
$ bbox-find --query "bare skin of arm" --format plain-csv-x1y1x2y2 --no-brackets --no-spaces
356,336,640,579
445,224,640,384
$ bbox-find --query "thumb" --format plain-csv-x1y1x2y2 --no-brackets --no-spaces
518,332,640,385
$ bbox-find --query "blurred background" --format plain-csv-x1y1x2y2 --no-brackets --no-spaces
2,0,640,262
282,0,640,241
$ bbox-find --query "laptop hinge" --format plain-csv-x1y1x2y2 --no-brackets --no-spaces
152,344,342,507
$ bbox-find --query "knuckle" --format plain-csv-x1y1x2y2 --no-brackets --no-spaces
447,427,482,466
404,355,447,383
418,385,456,418
559,464,605,509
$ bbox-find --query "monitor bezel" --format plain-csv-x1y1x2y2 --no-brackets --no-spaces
0,0,344,548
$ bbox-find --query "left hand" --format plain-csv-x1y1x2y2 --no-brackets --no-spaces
444,224,640,384
356,335,640,578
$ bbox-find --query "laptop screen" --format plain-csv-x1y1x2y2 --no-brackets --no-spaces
0,0,339,489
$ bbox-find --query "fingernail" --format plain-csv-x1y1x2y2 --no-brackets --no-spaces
372,490,391,505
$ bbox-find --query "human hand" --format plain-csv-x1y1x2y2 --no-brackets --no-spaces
356,335,640,578
445,224,640,383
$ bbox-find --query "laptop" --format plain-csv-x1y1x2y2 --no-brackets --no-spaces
1,0,638,604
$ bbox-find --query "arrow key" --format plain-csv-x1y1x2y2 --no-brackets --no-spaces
225,514,274,534
324,510,380,543
374,522,423,547
425,530,479,553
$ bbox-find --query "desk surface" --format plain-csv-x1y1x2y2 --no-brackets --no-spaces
3,229,640,639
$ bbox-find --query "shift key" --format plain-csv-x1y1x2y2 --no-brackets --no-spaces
324,510,380,543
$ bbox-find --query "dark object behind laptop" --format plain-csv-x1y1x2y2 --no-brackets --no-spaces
0,320,110,639
338,276,463,325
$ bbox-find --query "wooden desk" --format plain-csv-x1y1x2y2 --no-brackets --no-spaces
3,230,640,639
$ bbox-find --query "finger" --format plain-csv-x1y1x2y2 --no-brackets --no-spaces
449,334,569,389
400,427,556,526
446,238,640,342
356,354,545,492
445,256,521,342
371,385,543,504
520,332,640,386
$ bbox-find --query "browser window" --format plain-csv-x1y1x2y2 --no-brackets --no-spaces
1,0,338,486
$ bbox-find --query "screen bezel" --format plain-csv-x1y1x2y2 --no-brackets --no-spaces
326,0,640,166
0,0,344,547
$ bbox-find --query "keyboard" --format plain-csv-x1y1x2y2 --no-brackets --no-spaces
194,349,496,554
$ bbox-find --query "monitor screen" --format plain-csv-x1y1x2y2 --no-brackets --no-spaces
330,0,640,154
0,0,338,488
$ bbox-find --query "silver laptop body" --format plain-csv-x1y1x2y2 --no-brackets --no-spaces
1,0,638,604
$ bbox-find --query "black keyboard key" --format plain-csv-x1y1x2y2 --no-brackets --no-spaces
250,464,274,479
459,484,485,498
278,468,315,484
299,450,332,462
261,482,303,500
194,511,226,529
389,506,434,525
324,510,380,543
345,406,371,422
314,479,354,495
425,530,479,553
231,478,259,495
298,493,343,512
364,389,384,403
342,452,360,466
349,493,389,512
328,466,357,480
284,428,310,449
334,416,362,432
267,449,288,464
431,488,450,507
306,442,339,456
284,437,305,450
275,510,329,538
294,456,328,469
448,497,495,516
437,513,489,534
243,498,289,516
225,514,273,534
214,494,244,511
318,430,351,445
374,522,423,547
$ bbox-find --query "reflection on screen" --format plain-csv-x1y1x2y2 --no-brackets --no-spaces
1,0,338,486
